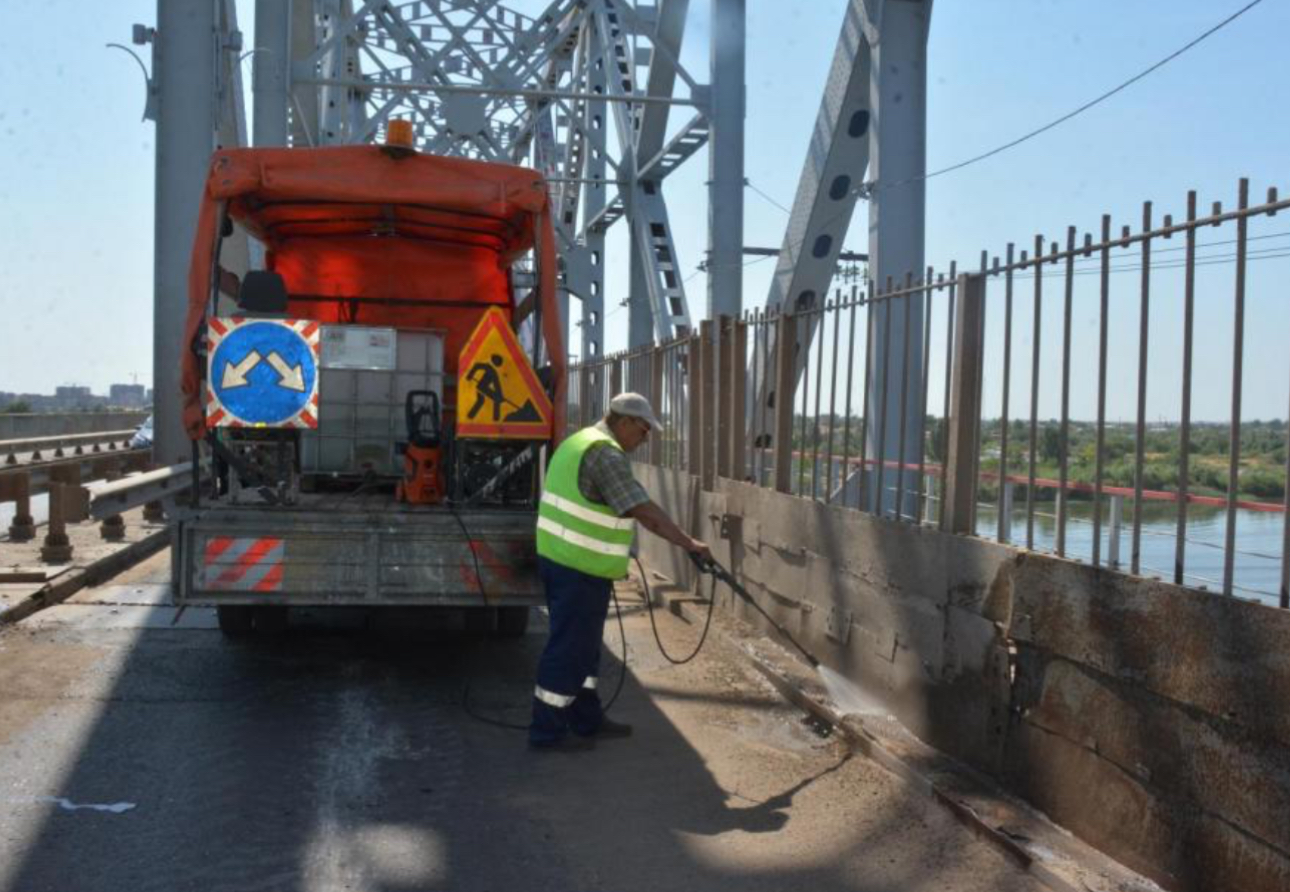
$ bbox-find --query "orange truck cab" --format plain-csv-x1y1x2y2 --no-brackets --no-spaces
172,142,566,637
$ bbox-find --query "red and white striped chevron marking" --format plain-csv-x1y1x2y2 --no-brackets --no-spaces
199,536,285,592
205,317,321,429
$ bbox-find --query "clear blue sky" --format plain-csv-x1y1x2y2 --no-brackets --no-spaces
1,0,1286,421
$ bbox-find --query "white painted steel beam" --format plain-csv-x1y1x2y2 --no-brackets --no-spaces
751,0,931,520
706,0,745,320
152,0,219,466
253,0,292,145
863,0,931,516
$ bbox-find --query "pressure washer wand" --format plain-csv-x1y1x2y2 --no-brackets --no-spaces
688,553,820,669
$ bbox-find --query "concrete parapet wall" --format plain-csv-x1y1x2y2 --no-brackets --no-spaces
635,462,1290,892
0,412,147,441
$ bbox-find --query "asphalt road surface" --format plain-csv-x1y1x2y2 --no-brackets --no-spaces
0,551,1046,892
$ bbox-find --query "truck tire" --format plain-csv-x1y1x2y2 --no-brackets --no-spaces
217,605,254,638
255,605,289,635
465,607,497,635
496,606,530,638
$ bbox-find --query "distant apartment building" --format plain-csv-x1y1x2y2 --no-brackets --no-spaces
109,383,148,408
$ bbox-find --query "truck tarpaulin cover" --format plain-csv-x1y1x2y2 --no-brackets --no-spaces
182,145,565,440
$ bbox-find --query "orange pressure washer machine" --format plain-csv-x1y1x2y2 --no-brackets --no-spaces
397,390,445,504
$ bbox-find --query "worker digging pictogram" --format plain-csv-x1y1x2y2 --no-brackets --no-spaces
456,307,552,439
206,317,321,429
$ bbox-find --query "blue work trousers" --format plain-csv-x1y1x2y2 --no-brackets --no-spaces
529,557,612,745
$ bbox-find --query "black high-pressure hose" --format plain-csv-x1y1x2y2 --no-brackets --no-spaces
461,576,631,732
639,555,719,665
464,550,820,731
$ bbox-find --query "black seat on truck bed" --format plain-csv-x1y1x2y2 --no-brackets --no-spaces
237,270,289,316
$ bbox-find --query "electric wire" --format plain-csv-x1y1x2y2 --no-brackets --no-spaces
745,178,793,215
461,571,632,732
876,0,1269,193
734,0,1271,294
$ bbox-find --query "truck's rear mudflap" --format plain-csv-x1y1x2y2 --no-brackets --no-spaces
173,506,541,607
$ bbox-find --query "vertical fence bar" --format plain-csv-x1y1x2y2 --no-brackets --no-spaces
943,273,986,534
825,292,842,502
1057,228,1075,556
797,312,811,496
1026,237,1042,550
998,244,1015,542
840,286,859,505
757,309,771,484
1109,494,1123,568
896,276,914,519
811,302,827,499
876,281,894,516
717,318,733,481
859,287,875,510
688,334,703,475
730,316,748,481
774,312,797,494
1092,216,1111,566
1223,180,1249,596
917,268,934,522
1283,372,1290,608
940,263,956,522
699,320,717,492
649,345,664,465
1176,192,1198,585
1131,202,1152,575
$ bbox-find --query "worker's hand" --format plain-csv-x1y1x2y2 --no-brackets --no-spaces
686,538,712,564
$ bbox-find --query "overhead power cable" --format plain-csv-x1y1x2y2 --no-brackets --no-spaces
873,0,1269,193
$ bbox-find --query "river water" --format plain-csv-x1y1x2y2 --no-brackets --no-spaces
974,499,1286,608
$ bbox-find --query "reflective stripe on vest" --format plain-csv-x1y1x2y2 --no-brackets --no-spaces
537,516,631,558
536,426,637,579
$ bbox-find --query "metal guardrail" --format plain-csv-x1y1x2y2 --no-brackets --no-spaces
2,430,136,465
87,464,194,521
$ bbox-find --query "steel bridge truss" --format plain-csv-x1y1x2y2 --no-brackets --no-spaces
273,0,713,366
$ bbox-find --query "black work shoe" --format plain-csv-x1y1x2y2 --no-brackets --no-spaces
592,718,633,739
528,735,596,753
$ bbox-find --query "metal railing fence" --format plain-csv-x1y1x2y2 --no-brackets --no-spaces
566,178,1290,608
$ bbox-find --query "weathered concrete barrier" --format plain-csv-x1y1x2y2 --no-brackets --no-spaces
0,412,148,440
637,463,1290,892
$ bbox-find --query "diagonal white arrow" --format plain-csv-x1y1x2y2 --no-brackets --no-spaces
221,350,261,389
266,351,306,392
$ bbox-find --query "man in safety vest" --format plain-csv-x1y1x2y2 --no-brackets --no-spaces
530,392,711,751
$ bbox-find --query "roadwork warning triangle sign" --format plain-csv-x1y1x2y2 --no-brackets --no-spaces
457,307,553,439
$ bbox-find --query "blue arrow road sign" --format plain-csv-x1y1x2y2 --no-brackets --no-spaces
209,320,318,426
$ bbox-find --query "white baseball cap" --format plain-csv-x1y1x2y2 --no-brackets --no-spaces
609,392,662,431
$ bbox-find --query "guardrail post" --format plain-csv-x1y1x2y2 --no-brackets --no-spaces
99,466,126,541
142,461,166,523
729,317,748,482
942,273,986,534
716,317,733,481
2,473,37,541
773,312,798,494
40,483,75,563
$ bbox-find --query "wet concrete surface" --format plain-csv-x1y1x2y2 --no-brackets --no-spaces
0,551,1048,892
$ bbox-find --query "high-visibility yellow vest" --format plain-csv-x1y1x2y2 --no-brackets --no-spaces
536,426,636,578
